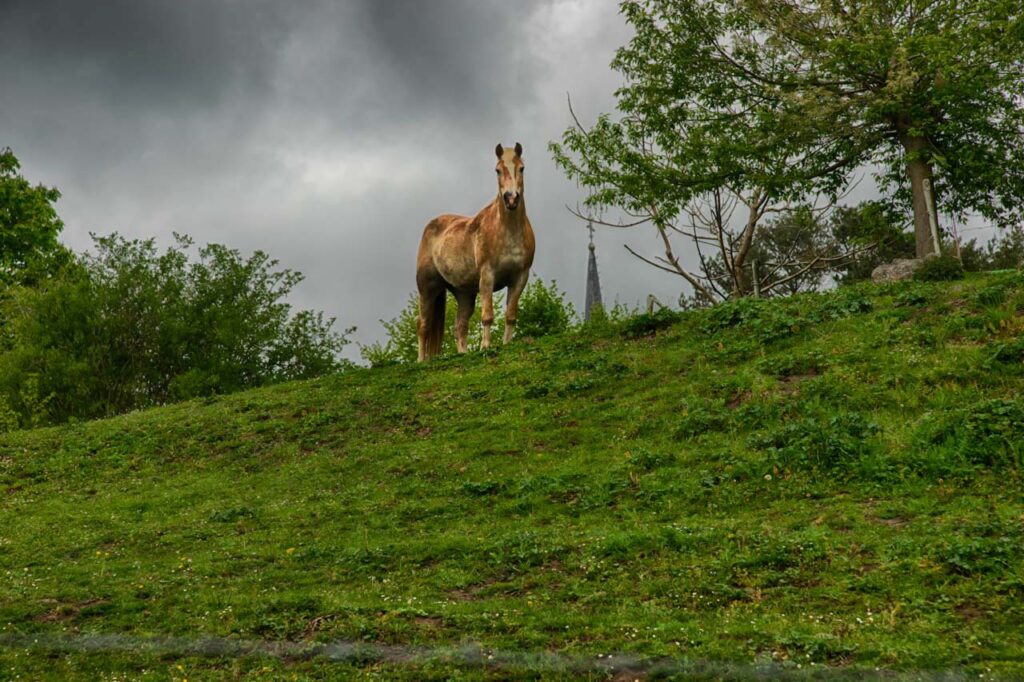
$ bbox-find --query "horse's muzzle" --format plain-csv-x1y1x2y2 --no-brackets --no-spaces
503,192,520,211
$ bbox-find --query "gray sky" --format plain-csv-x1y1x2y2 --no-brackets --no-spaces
3,0,695,358
2,1,995,359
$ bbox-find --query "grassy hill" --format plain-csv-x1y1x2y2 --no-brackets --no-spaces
2,273,1024,680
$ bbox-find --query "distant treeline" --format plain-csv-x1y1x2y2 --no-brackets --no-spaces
0,148,350,431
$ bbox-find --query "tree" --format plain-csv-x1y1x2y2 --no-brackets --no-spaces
829,201,915,282
552,0,1024,285
982,225,1024,270
0,233,352,428
0,148,68,285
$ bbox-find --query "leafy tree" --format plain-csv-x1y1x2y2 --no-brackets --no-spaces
829,201,915,283
690,206,839,300
0,233,352,428
0,148,68,286
361,278,576,366
552,0,1024,289
982,225,1024,270
514,278,577,338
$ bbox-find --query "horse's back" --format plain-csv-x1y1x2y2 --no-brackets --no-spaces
418,214,468,286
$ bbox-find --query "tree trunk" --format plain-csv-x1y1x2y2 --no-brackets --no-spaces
730,190,762,298
897,128,940,258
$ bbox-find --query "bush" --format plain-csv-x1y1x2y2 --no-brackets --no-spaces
701,297,803,344
514,278,577,338
673,405,729,440
748,412,880,473
914,253,965,281
0,234,351,429
0,148,67,287
361,276,575,365
621,307,682,338
917,399,1024,468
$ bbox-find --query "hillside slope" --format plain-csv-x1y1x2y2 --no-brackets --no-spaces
2,274,1024,680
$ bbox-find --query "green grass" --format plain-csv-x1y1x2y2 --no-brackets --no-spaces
2,273,1024,680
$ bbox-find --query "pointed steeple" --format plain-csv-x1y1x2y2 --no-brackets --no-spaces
584,220,603,321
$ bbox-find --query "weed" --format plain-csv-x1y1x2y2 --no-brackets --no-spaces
748,412,879,473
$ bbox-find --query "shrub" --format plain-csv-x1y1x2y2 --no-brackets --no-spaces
621,307,682,338
991,338,1024,364
914,253,965,281
361,277,575,365
748,412,879,472
514,278,577,338
673,405,730,440
756,351,827,378
807,290,873,321
917,398,1024,468
0,234,351,427
700,297,803,344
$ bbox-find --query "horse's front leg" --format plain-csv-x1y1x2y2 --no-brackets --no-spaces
479,267,495,349
504,270,530,344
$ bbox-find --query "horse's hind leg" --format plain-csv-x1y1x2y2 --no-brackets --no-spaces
454,290,475,353
417,281,446,361
478,267,495,349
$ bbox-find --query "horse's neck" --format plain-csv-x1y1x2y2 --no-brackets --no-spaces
483,198,527,243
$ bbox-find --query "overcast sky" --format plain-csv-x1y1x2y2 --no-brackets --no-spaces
2,0,691,358
2,1,995,360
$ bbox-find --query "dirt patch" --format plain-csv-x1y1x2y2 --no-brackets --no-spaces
416,427,432,438
955,603,985,623
446,577,502,602
413,616,444,630
726,390,752,409
867,514,909,528
856,562,880,576
446,589,477,602
36,598,110,622
303,614,339,639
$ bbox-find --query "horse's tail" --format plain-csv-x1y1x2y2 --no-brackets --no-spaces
420,291,446,360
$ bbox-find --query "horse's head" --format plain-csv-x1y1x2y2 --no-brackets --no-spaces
494,142,524,211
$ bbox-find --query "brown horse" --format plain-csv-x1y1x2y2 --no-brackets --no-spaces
416,142,536,361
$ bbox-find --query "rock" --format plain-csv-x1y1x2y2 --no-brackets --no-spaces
871,258,924,283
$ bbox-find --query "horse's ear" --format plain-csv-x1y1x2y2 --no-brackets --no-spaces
495,143,504,159
514,142,523,157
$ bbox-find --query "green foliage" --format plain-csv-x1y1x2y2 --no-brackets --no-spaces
4,273,1024,677
552,1,1024,275
0,233,350,428
918,399,1024,469
0,148,68,286
620,307,681,338
914,253,966,281
513,278,577,338
700,298,803,344
673,405,729,441
991,338,1024,364
361,277,575,366
830,201,915,283
748,413,880,474
983,225,1024,270
756,350,826,378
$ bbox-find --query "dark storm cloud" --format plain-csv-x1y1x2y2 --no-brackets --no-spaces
1,1,672,359
355,0,544,121
0,0,287,111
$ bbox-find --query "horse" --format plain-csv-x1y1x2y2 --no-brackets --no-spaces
415,142,536,361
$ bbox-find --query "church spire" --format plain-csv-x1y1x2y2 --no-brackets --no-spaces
584,220,604,321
